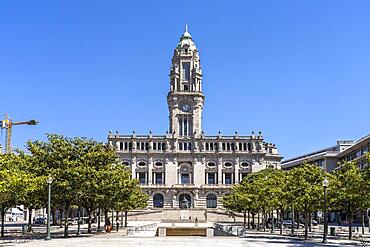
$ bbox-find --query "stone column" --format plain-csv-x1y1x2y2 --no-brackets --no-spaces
234,158,239,184
148,158,153,184
218,157,222,184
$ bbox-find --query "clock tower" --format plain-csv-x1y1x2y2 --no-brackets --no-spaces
167,25,204,138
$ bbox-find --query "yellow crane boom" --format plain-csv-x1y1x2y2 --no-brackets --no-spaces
1,114,38,153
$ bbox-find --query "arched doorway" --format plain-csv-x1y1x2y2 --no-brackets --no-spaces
206,194,217,208
153,194,164,208
179,194,192,209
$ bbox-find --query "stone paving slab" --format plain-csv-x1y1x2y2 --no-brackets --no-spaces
11,235,367,247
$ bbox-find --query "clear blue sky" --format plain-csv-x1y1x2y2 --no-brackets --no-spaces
1,0,370,159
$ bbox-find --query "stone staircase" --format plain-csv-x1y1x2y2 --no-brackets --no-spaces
214,223,246,237
126,222,159,237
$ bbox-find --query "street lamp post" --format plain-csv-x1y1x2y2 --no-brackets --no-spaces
45,177,53,241
322,177,329,244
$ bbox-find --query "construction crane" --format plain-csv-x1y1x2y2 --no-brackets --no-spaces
0,114,38,153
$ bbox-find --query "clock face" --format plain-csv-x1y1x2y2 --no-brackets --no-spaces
180,103,191,112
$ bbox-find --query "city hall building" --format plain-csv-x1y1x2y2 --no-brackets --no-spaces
108,27,282,213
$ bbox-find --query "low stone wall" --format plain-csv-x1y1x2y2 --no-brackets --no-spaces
127,209,246,223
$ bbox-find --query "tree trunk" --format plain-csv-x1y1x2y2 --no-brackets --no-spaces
362,210,365,235
263,211,266,232
271,210,274,233
87,209,92,234
368,209,370,233
28,208,33,227
51,208,57,225
280,208,283,235
124,211,128,227
247,210,250,229
308,212,312,232
291,205,295,235
104,210,109,226
252,213,255,229
116,211,119,231
304,210,308,240
1,206,5,238
349,213,353,239
120,210,123,229
97,209,101,232
64,207,70,238
348,201,352,240
257,212,260,231
297,212,300,229
243,211,246,228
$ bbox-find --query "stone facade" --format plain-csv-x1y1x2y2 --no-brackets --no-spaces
108,26,282,211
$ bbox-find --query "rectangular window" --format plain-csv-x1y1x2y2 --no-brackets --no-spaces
138,173,146,184
124,142,128,150
119,142,123,150
179,117,183,136
181,173,190,184
182,62,190,81
208,173,216,184
155,173,163,184
184,118,188,136
224,173,232,185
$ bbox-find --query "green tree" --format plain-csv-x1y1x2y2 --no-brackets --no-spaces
0,152,36,237
332,161,369,239
287,164,330,239
114,180,148,227
222,183,255,228
27,134,122,237
17,152,48,230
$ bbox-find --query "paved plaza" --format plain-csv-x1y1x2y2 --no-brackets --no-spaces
2,221,369,246
9,234,366,247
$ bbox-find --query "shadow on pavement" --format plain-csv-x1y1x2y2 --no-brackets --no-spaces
243,235,363,247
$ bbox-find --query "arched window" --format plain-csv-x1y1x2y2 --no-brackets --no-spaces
206,194,217,208
153,194,164,208
179,164,192,184
179,194,192,209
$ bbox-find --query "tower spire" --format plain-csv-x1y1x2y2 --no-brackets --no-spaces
185,24,188,32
